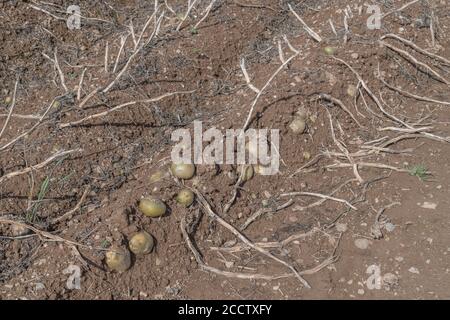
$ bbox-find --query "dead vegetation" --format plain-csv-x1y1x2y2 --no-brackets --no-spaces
1,0,449,298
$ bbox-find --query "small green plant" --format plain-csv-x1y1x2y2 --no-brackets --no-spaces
101,239,111,248
27,176,50,222
409,164,430,181
190,27,198,35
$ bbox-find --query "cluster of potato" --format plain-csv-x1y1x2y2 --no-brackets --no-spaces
105,163,196,272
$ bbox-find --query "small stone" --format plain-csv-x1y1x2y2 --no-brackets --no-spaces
420,202,437,209
395,256,404,262
382,273,399,289
354,238,371,250
408,267,420,274
357,289,365,295
336,223,348,232
351,53,359,59
35,283,45,291
385,222,396,232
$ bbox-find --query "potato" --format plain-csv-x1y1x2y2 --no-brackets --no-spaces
295,107,308,120
105,247,131,272
139,198,167,217
176,188,195,207
170,163,195,179
4,96,12,104
129,231,154,255
239,165,254,182
324,46,336,55
289,118,306,134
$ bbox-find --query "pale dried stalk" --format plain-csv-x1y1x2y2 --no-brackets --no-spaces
317,93,362,127
113,35,129,73
194,188,312,288
176,0,200,31
54,48,69,92
0,218,104,251
181,216,292,281
292,179,356,211
0,80,19,140
288,4,322,42
103,11,164,93
382,0,419,18
194,0,216,29
327,161,409,173
0,149,82,184
52,185,91,224
60,90,194,128
280,190,357,211
240,199,294,231
381,41,449,84
242,47,300,131
77,67,87,100
380,78,450,106
0,96,62,151
325,109,364,184
381,33,450,66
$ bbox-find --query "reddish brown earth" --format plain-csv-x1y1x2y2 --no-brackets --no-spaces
0,0,449,300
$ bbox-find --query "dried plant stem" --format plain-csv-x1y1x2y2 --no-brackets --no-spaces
381,41,449,84
381,33,450,66
52,185,91,224
60,90,193,128
288,4,322,42
0,96,62,151
0,80,19,140
0,149,82,184
194,188,312,288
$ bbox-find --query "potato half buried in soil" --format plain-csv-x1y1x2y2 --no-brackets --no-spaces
238,165,254,182
139,198,167,217
105,247,131,272
170,163,195,179
129,231,154,255
289,117,306,134
176,188,195,207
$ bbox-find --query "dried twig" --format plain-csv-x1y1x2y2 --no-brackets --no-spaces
194,188,312,288
0,80,19,140
381,41,449,84
52,185,91,224
60,90,193,128
0,149,82,184
288,4,322,42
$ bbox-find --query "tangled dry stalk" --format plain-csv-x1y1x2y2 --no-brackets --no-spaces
1,0,450,291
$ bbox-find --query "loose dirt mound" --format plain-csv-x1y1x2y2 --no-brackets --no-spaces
1,0,449,299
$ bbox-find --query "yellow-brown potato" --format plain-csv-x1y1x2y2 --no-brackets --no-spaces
129,231,154,255
105,247,131,272
289,118,306,134
139,198,167,217
239,165,254,182
170,163,196,179
176,188,195,207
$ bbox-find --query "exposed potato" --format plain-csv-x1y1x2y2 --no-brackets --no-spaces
170,163,195,179
129,231,154,255
4,96,12,104
324,46,336,55
289,118,306,134
105,247,131,272
176,188,195,207
149,170,166,184
139,198,167,217
295,107,308,120
303,151,311,160
239,165,254,182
